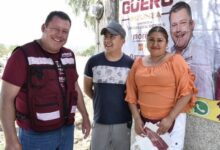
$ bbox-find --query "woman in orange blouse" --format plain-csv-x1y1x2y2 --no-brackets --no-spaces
126,26,198,149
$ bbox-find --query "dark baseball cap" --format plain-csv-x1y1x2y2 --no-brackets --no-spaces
101,21,126,38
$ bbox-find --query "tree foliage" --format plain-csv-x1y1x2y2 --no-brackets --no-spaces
0,43,17,57
78,45,96,56
68,0,97,30
0,44,6,58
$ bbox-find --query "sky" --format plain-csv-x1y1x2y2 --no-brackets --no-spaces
0,0,95,51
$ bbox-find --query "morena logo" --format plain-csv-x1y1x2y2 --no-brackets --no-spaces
122,0,173,14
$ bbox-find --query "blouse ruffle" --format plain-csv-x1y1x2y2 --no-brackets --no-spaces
125,54,198,118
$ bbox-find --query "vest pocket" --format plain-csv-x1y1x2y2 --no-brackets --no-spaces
30,95,64,131
30,68,47,88
35,103,60,121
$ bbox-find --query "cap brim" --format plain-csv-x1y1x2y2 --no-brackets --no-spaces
101,28,119,35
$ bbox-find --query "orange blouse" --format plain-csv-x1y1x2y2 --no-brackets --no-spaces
125,54,198,120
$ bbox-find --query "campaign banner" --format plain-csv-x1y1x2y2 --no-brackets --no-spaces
119,0,173,58
189,97,220,122
119,0,220,101
119,0,219,59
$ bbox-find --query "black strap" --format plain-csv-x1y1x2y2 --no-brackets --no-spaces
16,111,28,120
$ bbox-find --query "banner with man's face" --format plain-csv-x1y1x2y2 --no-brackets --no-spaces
119,0,173,57
119,0,220,100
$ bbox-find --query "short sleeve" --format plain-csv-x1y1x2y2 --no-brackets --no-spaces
2,48,27,87
84,57,93,78
172,54,198,112
125,58,141,104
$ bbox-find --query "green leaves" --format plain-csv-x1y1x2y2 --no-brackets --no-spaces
0,43,16,57
68,0,96,30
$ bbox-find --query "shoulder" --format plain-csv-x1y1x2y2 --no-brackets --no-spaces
61,46,74,54
10,41,35,55
130,56,142,69
171,54,190,73
171,54,188,66
89,52,104,60
86,52,104,64
85,52,104,69
16,41,43,56
21,41,38,52
60,47,76,59
172,53,185,60
10,46,28,61
123,53,133,61
134,56,143,64
61,47,74,54
121,53,134,66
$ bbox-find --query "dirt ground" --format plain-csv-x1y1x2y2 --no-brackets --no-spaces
74,56,93,150
74,96,93,150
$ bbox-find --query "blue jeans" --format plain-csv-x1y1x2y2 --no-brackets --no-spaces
19,125,74,150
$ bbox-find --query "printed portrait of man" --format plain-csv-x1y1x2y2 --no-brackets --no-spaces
169,1,215,100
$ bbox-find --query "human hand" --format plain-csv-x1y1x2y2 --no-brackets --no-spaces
5,141,22,150
156,116,174,135
134,118,147,136
81,116,91,139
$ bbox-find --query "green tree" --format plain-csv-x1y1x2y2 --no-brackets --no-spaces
80,45,96,56
0,44,7,57
68,0,97,30
8,45,17,51
0,44,18,57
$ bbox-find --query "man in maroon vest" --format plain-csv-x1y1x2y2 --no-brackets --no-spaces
0,11,91,150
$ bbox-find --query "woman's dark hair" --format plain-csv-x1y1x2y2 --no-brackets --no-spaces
147,26,168,43
44,11,71,26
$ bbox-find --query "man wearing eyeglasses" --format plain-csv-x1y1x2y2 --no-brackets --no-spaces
0,11,91,150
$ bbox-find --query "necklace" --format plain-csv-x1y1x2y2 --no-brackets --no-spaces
147,52,167,65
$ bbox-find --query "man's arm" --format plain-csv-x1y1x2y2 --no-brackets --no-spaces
0,80,22,150
83,76,93,99
75,81,91,138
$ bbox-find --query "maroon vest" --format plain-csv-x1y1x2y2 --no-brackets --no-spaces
15,42,78,132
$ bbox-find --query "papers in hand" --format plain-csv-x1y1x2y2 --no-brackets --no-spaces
131,122,171,150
